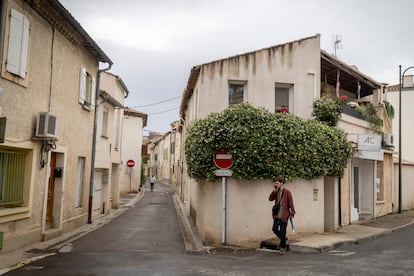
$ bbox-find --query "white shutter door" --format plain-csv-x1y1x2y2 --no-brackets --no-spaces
7,9,24,76
79,67,86,104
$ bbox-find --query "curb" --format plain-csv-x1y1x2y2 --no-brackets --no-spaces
173,194,206,254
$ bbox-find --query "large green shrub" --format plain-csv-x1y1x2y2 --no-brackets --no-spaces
185,103,352,181
311,96,341,126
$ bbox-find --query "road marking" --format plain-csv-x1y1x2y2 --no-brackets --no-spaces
325,250,356,256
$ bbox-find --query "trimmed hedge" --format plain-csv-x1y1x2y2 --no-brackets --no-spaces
185,103,352,181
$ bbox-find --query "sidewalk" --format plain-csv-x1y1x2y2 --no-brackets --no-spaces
2,188,414,274
0,191,144,275
176,199,414,254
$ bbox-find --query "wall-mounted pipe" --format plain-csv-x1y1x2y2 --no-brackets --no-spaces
88,62,112,224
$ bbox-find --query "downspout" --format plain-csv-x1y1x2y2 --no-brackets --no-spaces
338,177,342,227
0,1,6,61
88,62,112,224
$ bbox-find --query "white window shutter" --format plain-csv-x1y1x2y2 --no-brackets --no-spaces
90,76,96,109
19,15,30,78
7,9,24,76
79,67,86,104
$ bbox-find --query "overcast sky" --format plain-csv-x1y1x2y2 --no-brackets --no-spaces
60,0,414,134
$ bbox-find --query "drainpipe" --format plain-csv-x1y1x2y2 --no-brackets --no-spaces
88,62,112,224
338,177,342,227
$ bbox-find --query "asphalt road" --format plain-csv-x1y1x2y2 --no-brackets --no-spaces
5,183,414,275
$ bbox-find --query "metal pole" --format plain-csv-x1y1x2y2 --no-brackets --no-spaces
398,65,402,213
221,176,226,244
88,63,112,224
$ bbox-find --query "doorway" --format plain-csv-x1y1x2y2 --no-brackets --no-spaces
46,153,56,227
351,158,374,222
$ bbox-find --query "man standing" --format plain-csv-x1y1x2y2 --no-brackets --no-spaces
269,176,296,255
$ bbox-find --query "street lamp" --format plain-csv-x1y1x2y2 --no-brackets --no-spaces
398,65,414,213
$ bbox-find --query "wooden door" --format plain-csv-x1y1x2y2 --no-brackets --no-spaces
46,153,56,225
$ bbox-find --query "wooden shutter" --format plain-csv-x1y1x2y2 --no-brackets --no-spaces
90,76,96,109
79,67,87,104
7,9,30,78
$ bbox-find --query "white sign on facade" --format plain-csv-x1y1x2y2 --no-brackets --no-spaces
358,134,381,151
359,149,384,161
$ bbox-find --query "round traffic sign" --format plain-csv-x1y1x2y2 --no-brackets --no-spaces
126,159,135,168
213,149,233,169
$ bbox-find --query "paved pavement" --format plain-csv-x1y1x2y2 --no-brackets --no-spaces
1,182,414,274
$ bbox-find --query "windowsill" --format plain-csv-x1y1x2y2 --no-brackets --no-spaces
81,102,93,111
376,200,386,205
0,206,30,223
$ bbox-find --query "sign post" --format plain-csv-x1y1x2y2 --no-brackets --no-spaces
127,159,135,192
213,149,233,244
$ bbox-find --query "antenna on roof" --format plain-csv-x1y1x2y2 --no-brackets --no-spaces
332,34,343,57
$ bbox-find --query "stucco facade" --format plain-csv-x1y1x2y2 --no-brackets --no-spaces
386,78,414,212
119,108,147,194
179,35,394,246
0,0,112,252
93,72,128,214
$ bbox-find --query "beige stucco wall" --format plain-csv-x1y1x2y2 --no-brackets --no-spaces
387,89,414,162
190,178,324,247
0,0,100,252
186,35,321,124
181,36,327,244
393,162,414,211
119,115,144,193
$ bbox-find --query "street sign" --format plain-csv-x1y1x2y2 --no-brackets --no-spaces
215,169,233,177
126,159,135,168
213,149,233,169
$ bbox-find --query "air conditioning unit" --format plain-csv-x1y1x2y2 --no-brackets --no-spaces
382,133,393,147
36,112,57,138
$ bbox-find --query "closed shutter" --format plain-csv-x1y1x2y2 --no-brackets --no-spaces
79,67,87,104
90,76,96,109
7,9,30,78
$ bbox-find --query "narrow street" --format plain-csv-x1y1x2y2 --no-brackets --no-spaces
5,182,414,276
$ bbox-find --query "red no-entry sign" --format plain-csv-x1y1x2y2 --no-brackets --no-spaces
213,149,233,169
126,159,135,168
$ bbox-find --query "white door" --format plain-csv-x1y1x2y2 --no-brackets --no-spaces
93,171,103,216
351,165,360,222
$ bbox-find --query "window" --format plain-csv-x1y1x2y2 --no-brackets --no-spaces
275,83,293,113
6,9,30,79
228,82,246,105
79,67,96,110
376,162,384,201
0,151,25,207
114,107,121,150
101,108,109,138
75,157,85,208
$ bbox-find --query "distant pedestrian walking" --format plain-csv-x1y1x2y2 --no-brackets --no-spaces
150,175,156,191
269,176,296,255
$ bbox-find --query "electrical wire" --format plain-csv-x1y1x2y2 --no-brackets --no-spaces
147,107,179,115
131,95,181,108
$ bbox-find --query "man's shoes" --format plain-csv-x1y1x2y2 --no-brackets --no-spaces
279,248,285,255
